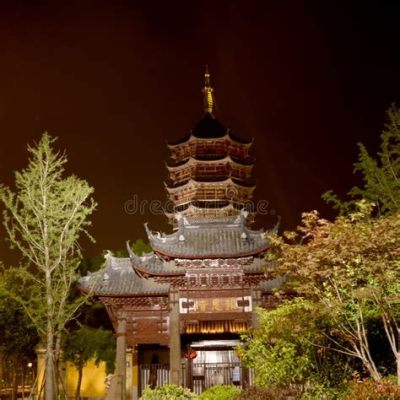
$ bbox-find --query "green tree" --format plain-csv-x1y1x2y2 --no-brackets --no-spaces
63,325,115,400
324,104,400,215
130,238,152,256
266,206,400,382
0,291,39,400
0,133,97,399
238,298,352,392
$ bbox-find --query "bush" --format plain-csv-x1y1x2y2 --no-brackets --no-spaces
139,384,198,400
199,385,241,400
301,384,342,400
235,386,298,400
342,379,400,400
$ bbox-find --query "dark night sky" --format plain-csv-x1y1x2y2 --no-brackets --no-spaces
0,1,399,261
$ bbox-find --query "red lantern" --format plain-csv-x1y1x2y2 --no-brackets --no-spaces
183,348,197,360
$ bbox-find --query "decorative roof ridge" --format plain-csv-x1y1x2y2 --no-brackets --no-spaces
147,210,263,240
145,222,182,243
152,246,269,260
165,177,256,192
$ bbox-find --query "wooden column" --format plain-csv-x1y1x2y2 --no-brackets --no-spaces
126,347,133,400
185,349,193,390
117,317,127,400
131,346,139,400
106,316,127,400
169,291,181,385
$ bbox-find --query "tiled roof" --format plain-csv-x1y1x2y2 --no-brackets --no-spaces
167,114,253,147
79,255,170,296
146,213,269,259
192,112,227,138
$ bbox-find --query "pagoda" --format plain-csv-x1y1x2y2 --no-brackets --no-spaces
165,67,255,226
80,69,280,400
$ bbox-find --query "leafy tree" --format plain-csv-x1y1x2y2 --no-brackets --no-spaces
0,290,39,400
324,104,400,215
238,298,352,392
266,205,400,382
63,325,115,400
0,133,97,399
130,238,152,256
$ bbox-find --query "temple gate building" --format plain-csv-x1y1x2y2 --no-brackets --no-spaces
80,69,281,399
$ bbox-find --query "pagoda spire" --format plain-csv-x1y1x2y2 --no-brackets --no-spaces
202,65,214,114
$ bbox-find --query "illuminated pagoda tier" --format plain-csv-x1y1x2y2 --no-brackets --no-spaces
166,67,255,226
80,69,281,399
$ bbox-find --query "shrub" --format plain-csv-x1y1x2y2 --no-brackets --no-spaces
235,386,298,400
139,384,198,400
199,385,241,400
342,379,400,400
301,384,342,400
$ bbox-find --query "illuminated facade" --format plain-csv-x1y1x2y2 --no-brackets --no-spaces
80,69,280,399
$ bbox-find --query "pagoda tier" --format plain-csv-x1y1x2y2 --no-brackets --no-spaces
166,177,254,203
167,155,253,185
167,113,253,164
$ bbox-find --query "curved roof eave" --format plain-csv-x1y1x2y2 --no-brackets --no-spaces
167,132,253,148
165,177,256,192
166,155,254,171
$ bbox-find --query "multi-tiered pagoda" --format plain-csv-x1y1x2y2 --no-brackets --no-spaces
80,69,280,400
165,68,255,226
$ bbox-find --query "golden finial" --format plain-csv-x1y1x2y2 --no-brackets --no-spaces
202,65,214,114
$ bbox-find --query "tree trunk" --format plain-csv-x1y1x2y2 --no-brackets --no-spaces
54,334,66,398
397,328,400,386
21,363,25,400
45,271,55,400
11,357,18,400
75,366,83,400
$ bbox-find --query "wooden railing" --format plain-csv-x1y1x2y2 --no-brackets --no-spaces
140,362,254,395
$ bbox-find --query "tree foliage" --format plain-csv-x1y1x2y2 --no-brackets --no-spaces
198,385,241,400
238,298,352,391
63,325,115,400
0,133,97,399
324,104,400,215
266,205,400,382
0,290,39,399
139,384,197,400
